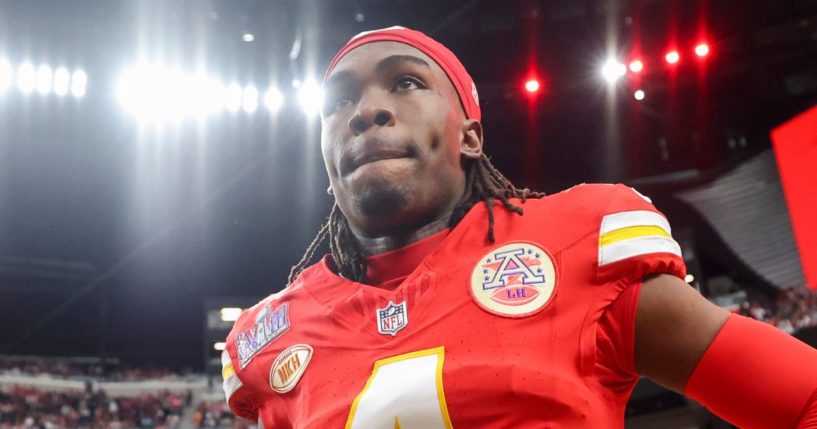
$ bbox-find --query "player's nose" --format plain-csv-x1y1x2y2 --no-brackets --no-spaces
348,93,396,136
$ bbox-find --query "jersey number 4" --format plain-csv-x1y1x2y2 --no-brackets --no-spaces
345,347,453,429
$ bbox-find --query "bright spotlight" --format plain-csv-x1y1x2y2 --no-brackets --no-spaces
264,87,284,112
53,68,70,96
601,59,627,84
694,43,710,57
70,70,87,97
0,59,12,92
524,79,541,93
665,51,680,64
242,85,258,113
35,65,53,95
117,66,230,121
220,307,242,322
17,63,36,93
634,89,645,101
297,79,323,116
242,33,255,42
202,79,227,114
225,83,243,112
213,342,227,351
685,274,695,284
629,60,644,73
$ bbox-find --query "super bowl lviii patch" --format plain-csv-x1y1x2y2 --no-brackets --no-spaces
470,242,557,318
270,344,313,394
376,301,408,336
236,303,290,368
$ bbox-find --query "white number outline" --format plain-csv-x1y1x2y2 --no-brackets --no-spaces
345,346,453,429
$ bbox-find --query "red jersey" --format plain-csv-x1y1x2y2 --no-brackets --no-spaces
220,183,686,428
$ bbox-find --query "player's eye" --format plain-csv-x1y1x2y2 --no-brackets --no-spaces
393,76,424,92
323,96,355,116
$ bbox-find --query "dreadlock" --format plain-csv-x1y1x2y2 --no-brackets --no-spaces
287,153,544,285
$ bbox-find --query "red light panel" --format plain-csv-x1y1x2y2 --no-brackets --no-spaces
771,106,817,290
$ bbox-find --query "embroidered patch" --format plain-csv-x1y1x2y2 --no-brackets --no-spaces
236,303,290,368
376,301,408,336
270,344,313,394
470,242,557,318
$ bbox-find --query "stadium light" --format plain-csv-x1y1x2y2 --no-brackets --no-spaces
685,274,695,284
601,59,627,84
225,83,243,112
524,79,541,94
264,87,284,112
665,51,680,64
118,65,227,121
243,33,255,42
297,79,323,116
634,89,645,101
35,65,53,95
213,342,227,351
70,69,87,97
17,62,36,93
242,85,259,113
53,68,70,96
629,60,644,73
0,59,12,92
220,307,242,322
694,43,710,57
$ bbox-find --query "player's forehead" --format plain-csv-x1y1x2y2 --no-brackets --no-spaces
325,41,446,85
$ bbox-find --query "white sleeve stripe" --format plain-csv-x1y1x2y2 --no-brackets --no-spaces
599,235,682,266
221,350,231,368
223,373,244,401
600,210,672,236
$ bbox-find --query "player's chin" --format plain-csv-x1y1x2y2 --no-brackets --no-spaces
354,183,409,219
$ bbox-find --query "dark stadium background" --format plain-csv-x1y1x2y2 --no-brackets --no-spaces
1,0,816,426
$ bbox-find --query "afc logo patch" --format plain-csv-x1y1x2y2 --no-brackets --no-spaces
376,301,408,336
470,242,557,318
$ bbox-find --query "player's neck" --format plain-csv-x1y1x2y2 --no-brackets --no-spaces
353,214,452,256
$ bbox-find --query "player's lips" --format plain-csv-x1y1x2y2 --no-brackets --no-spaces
340,138,415,176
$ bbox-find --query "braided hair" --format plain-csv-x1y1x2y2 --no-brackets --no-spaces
287,153,544,285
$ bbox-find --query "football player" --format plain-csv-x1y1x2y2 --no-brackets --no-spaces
221,27,817,428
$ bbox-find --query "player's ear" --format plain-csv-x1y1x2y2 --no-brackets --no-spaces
460,119,483,160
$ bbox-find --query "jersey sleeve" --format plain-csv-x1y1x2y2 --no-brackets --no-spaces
221,342,259,421
596,184,686,283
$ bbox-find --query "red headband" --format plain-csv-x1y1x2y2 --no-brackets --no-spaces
323,26,481,121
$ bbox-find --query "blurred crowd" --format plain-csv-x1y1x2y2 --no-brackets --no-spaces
739,285,817,334
0,386,184,429
192,401,249,429
0,360,192,382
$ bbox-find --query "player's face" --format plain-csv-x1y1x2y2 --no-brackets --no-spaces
321,42,476,238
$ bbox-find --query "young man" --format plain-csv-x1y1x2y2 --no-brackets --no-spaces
221,27,817,428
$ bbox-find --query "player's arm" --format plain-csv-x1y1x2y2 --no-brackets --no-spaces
635,274,817,428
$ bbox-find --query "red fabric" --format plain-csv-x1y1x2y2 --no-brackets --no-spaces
224,184,683,428
596,282,641,394
323,26,481,121
797,389,817,428
685,313,817,429
595,185,687,284
364,229,450,290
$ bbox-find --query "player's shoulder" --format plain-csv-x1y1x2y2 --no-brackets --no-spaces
225,279,311,366
532,183,658,227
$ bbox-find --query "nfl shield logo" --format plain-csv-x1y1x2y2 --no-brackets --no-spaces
376,301,408,336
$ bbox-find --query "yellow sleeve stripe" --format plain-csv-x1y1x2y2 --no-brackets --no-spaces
598,210,682,266
222,362,235,381
600,225,670,247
